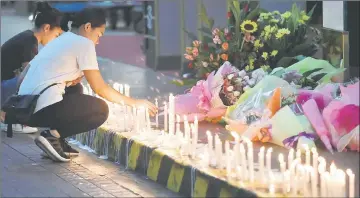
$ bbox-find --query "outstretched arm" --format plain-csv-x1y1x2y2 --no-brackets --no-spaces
83,70,157,115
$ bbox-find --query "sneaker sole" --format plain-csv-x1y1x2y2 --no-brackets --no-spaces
40,151,79,158
35,136,70,162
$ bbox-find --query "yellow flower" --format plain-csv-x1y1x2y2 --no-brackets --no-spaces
281,11,291,19
264,25,271,33
260,13,270,20
271,50,278,57
261,65,270,71
245,65,250,71
249,58,255,67
262,52,268,60
298,19,305,24
270,19,279,23
275,28,291,39
302,14,310,21
240,20,258,33
254,39,264,49
272,11,280,15
270,26,277,33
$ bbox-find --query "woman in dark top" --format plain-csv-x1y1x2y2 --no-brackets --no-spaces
1,2,64,134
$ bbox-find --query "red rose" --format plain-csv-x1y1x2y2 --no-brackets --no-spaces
188,62,193,69
203,43,209,51
227,11,232,19
244,4,249,12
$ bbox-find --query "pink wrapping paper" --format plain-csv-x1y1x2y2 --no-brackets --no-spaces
297,90,333,111
302,99,334,153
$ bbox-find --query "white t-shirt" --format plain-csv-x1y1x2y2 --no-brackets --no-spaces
18,32,99,112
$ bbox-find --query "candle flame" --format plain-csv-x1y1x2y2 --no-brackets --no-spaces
278,153,284,163
206,130,211,136
302,144,309,151
346,169,354,176
267,147,273,154
260,146,265,153
311,147,317,154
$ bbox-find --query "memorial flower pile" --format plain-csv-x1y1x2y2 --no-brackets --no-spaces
183,1,321,80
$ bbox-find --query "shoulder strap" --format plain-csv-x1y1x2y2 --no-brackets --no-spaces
39,83,59,95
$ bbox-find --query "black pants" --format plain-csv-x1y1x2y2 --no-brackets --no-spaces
28,84,109,138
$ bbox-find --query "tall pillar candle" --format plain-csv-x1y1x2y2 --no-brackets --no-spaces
288,148,294,169
191,123,198,158
168,94,175,136
146,108,151,132
124,84,130,97
266,148,273,177
245,139,254,182
258,146,265,182
240,143,247,181
225,140,231,177
206,131,213,166
215,135,222,167
231,132,240,168
310,168,318,197
296,149,301,163
164,102,168,131
346,169,355,198
176,115,181,135
155,99,159,128
311,148,319,190
278,154,286,193
304,145,311,167
119,84,124,94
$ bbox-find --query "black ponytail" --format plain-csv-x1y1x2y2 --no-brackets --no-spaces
33,1,63,29
65,8,106,29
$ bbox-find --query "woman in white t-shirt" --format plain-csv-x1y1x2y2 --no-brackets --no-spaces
17,8,158,162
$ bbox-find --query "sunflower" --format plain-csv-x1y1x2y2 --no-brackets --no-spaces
240,20,258,33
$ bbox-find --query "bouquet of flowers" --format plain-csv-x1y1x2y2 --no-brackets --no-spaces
219,68,267,106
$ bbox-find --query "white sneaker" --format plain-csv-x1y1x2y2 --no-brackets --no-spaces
1,123,38,133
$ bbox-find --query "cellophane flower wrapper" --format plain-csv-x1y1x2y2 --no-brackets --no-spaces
226,75,297,120
270,105,317,151
321,81,360,152
285,57,346,84
174,61,238,122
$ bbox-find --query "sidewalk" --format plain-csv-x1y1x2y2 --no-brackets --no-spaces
1,132,181,197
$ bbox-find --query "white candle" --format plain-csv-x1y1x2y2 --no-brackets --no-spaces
336,169,346,197
288,148,294,169
231,132,240,168
258,146,265,182
247,141,254,182
296,148,301,162
215,135,222,168
124,84,130,97
266,147,273,177
304,145,310,167
329,162,337,197
240,143,247,181
168,94,175,136
311,148,318,189
278,154,286,194
146,108,151,132
121,101,126,129
192,123,198,159
225,141,231,177
194,116,198,137
310,168,318,197
318,162,326,197
164,102,168,131
119,84,124,94
289,158,300,195
346,169,355,198
303,166,311,197
284,170,291,194
155,99,159,128
206,131,213,166
323,172,330,197
176,115,181,135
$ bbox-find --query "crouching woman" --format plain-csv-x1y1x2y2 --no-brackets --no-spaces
17,8,157,162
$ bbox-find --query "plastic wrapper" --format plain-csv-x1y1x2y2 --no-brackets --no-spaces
174,61,238,122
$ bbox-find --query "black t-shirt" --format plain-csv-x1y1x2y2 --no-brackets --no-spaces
1,30,38,81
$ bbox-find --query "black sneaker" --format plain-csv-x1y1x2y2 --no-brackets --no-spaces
34,130,70,162
60,138,80,156
41,138,79,158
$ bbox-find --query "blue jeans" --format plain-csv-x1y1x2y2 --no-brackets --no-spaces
1,77,18,108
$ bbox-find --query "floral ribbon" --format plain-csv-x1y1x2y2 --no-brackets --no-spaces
282,132,317,149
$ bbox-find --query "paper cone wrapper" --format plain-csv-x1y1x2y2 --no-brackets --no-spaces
296,115,317,151
303,99,333,152
269,106,314,148
337,125,360,152
267,87,281,117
